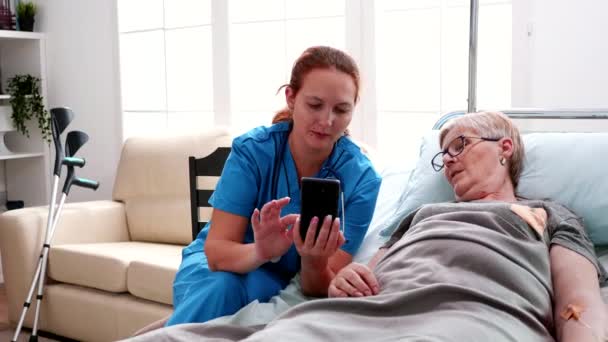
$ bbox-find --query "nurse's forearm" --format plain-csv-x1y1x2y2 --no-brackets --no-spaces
206,240,267,274
300,259,335,297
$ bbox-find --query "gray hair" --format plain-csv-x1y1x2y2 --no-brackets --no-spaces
439,111,525,187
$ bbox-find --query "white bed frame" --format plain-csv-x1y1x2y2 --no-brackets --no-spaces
434,109,608,133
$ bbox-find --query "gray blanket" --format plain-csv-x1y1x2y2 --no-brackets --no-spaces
128,201,606,342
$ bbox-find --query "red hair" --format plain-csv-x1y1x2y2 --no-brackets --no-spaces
272,46,360,128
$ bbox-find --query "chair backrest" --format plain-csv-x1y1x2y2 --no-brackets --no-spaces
189,147,231,240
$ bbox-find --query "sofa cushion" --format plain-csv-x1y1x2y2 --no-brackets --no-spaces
112,128,232,244
127,254,181,305
125,197,192,245
48,242,183,293
44,283,172,342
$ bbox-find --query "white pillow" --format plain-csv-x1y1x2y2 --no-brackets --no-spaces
380,130,454,237
353,163,414,264
379,130,608,247
518,133,608,246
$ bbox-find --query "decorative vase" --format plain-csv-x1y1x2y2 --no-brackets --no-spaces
0,105,16,155
18,16,34,31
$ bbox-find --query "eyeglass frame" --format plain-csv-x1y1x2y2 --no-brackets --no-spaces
431,135,502,172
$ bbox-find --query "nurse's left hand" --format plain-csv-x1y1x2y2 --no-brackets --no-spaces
294,215,345,265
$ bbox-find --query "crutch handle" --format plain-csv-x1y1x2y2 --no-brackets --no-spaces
62,156,85,168
62,166,100,194
73,177,99,191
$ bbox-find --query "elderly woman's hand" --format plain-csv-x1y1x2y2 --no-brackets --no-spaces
294,215,345,267
251,197,299,263
328,262,379,298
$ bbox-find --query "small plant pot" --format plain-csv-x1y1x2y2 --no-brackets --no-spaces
18,16,35,32
0,105,16,155
0,105,15,133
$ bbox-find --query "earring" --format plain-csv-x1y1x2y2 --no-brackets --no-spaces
499,156,506,165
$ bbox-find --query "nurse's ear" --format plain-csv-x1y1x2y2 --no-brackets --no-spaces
285,86,296,111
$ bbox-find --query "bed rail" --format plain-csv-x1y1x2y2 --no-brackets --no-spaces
433,109,608,130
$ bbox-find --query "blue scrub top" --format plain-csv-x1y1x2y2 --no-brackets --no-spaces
185,122,381,279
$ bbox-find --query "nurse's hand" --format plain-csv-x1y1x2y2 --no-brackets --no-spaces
294,215,345,265
328,262,379,298
251,197,298,263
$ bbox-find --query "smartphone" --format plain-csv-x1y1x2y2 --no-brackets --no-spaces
299,177,341,242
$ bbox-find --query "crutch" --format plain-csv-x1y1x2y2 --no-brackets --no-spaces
12,115,97,341
28,131,98,342
13,131,97,342
11,108,76,341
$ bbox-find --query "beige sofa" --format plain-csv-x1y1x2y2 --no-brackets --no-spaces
0,128,232,341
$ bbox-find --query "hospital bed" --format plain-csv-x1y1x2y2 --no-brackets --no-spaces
205,109,608,328
157,0,608,332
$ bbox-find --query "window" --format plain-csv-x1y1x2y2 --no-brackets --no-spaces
228,0,345,134
117,0,214,138
375,0,512,165
117,0,511,166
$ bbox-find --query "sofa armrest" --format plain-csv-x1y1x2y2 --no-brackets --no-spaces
0,200,129,324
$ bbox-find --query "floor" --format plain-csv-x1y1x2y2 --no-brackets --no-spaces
0,284,60,341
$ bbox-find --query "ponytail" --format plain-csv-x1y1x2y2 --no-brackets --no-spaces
272,108,292,124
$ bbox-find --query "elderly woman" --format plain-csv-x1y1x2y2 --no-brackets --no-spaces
126,112,607,342
327,111,608,341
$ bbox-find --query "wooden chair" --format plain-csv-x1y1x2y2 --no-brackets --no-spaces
188,147,231,240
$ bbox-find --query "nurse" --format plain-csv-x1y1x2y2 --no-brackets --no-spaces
166,46,382,326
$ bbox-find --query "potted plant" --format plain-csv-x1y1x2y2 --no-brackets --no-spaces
16,1,37,32
6,74,50,142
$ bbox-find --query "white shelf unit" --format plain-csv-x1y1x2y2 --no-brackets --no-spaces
0,152,44,160
0,29,49,207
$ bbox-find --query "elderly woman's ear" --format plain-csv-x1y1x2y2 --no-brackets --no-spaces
499,138,514,163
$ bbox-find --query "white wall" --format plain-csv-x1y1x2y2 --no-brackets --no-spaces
34,0,123,202
512,0,608,108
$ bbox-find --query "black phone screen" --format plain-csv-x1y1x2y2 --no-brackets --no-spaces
299,177,340,242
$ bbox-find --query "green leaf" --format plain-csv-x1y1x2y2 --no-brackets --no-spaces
6,74,49,143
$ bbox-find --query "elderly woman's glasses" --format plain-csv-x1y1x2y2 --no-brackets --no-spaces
431,135,501,172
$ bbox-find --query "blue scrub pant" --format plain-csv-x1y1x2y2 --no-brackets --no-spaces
166,250,289,326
